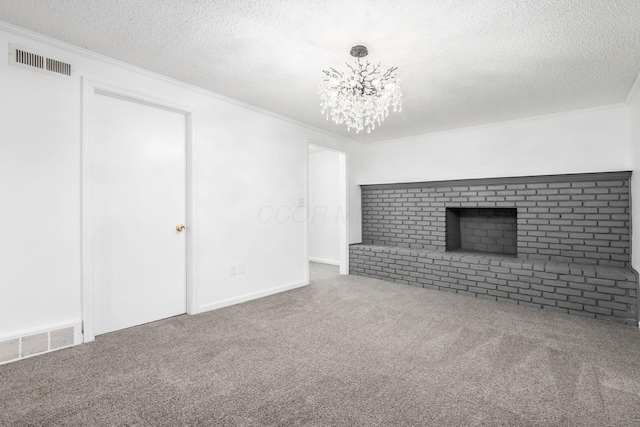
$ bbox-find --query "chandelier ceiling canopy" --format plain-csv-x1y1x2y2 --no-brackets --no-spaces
320,45,402,134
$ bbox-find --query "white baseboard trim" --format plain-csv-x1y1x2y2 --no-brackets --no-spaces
198,280,309,313
309,257,341,266
0,320,82,365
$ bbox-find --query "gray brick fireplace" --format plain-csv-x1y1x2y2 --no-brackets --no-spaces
349,171,638,325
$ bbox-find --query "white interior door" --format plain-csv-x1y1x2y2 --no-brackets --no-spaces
92,94,187,336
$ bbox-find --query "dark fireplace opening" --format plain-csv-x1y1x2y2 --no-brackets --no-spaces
446,208,517,256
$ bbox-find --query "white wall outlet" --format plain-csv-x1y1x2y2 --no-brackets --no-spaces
238,263,246,274
230,264,238,276
298,197,305,207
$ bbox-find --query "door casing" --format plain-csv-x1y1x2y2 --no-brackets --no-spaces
81,78,197,343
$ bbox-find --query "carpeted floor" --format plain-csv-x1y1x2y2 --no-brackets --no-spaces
1,262,640,426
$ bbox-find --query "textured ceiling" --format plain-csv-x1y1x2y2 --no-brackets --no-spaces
1,0,640,143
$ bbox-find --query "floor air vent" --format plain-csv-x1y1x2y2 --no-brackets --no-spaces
9,44,74,78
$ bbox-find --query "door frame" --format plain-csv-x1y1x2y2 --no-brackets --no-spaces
80,78,197,343
305,140,349,282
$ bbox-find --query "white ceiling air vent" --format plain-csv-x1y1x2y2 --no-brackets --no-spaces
8,43,74,78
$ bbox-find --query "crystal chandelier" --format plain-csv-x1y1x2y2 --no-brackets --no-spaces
320,45,402,134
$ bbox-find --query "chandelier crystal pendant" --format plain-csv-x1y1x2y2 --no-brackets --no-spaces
320,45,402,134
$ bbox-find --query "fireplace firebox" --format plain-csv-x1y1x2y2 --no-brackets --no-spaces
446,208,517,256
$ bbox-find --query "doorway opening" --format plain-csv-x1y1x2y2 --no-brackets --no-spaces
306,142,348,279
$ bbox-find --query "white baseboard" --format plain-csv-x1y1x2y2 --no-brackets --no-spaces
309,257,340,266
198,280,309,313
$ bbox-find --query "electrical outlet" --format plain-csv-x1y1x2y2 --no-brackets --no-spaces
238,263,246,274
230,264,238,276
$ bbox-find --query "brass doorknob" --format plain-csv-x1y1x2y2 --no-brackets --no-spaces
176,224,186,232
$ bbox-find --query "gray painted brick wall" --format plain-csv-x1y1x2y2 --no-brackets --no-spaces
361,174,631,267
353,172,636,325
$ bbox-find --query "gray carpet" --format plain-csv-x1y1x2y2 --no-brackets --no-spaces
1,262,640,426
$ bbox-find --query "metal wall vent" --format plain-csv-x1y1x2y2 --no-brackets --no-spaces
46,57,72,76
15,48,44,69
9,44,74,78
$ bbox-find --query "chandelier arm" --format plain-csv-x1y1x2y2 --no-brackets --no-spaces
382,66,399,78
329,67,343,77
345,62,357,75
361,61,371,74
322,67,345,81
363,73,378,83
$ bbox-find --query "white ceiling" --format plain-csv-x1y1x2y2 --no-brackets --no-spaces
1,0,640,143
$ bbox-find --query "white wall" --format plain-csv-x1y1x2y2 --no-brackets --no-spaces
308,149,341,264
307,138,362,246
0,24,362,339
629,79,640,273
360,106,633,184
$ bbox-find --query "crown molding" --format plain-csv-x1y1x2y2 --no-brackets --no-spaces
364,103,629,147
0,20,362,147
